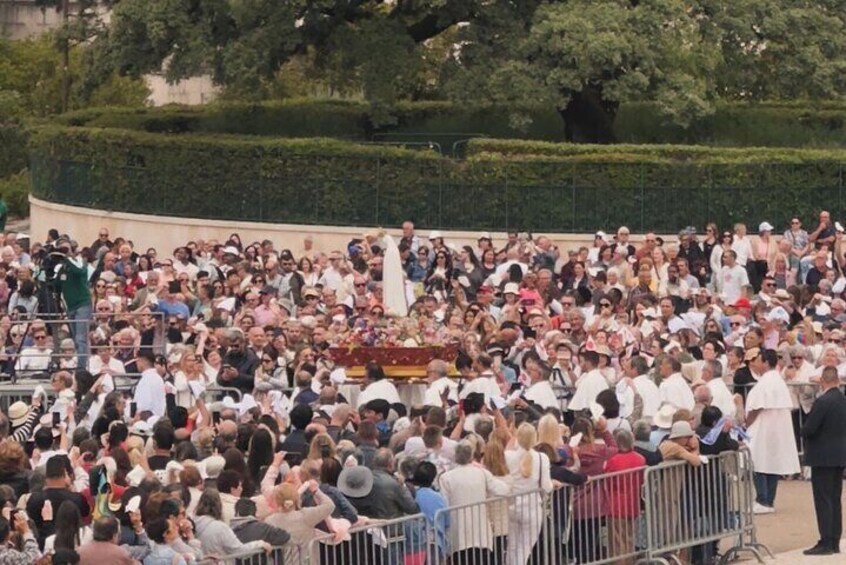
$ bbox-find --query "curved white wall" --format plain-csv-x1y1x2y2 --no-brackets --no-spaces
30,195,661,253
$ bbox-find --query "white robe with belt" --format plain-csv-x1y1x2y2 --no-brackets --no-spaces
746,370,800,475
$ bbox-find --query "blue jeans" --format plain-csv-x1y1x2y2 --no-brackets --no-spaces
754,472,780,507
66,303,91,365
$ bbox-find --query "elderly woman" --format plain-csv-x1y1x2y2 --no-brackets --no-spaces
438,440,511,563
569,417,618,563
604,429,646,565
193,489,270,559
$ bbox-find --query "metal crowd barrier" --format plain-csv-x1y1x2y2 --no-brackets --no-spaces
196,543,303,564
307,513,431,565
641,447,771,565
0,379,242,413
314,449,768,565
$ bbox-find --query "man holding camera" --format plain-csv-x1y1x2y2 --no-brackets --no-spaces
54,239,92,363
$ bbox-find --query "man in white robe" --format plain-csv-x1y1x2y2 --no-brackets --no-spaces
357,368,402,408
569,351,610,412
623,355,661,420
459,354,503,405
422,359,459,407
746,349,800,514
701,360,737,420
658,356,695,411
133,355,167,418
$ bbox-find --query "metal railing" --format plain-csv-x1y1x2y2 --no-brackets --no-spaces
30,155,846,234
307,513,431,565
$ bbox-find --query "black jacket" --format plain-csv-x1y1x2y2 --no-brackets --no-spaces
802,387,846,467
347,470,419,519
231,516,291,546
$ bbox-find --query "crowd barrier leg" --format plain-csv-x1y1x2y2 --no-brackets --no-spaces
717,451,772,565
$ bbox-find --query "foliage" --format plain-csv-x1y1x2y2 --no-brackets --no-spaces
53,99,846,149
0,34,150,117
85,1,846,140
28,126,846,234
0,171,32,217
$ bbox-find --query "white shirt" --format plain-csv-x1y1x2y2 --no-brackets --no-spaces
569,369,609,412
15,347,53,374
632,374,661,419
731,236,753,267
88,356,126,377
524,380,559,410
357,379,402,408
716,265,749,304
423,377,459,407
134,368,166,417
459,373,502,405
706,378,735,418
174,260,200,281
659,373,695,410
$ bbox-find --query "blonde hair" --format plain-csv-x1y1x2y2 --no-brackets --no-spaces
482,438,509,477
516,423,538,478
274,483,300,512
536,414,561,448
307,433,336,461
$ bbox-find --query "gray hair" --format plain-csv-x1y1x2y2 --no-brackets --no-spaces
373,448,395,472
704,359,722,381
613,429,634,452
454,441,474,465
226,328,244,342
633,420,652,442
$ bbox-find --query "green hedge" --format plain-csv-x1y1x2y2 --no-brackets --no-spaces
0,123,28,179
0,170,31,217
55,99,846,148
29,126,846,234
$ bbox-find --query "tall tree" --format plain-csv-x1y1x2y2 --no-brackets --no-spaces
86,0,846,141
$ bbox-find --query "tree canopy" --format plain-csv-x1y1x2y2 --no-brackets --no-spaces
50,0,846,140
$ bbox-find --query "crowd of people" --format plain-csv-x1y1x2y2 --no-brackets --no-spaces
0,212,845,564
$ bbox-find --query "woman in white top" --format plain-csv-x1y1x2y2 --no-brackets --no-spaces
173,346,205,408
298,257,321,288
43,500,93,554
505,423,553,565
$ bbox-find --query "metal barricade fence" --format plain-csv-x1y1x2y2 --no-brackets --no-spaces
307,513,431,565
641,447,770,565
431,488,555,565
0,378,241,412
567,465,646,565
196,543,304,564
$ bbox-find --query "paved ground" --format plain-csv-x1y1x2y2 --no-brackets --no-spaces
741,479,846,562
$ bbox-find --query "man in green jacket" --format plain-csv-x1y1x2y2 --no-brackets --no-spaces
56,238,91,362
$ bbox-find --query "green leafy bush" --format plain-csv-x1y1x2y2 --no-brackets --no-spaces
54,99,846,148
29,126,846,234
0,170,31,217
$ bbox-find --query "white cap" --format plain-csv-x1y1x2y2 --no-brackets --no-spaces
478,232,491,240
758,221,774,232
595,231,608,239
428,230,443,240
222,246,240,256
503,282,520,295
765,307,790,324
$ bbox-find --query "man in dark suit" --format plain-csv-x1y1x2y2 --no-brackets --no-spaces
802,366,846,555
